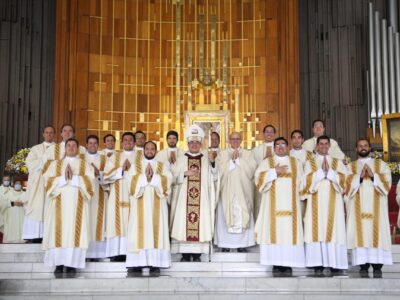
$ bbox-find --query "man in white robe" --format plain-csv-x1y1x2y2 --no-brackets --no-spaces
255,137,305,273
99,134,116,157
170,125,218,262
42,138,94,273
156,130,185,227
43,124,86,168
23,125,55,243
103,132,136,261
289,129,314,218
302,135,348,274
302,119,345,160
83,135,108,260
252,125,277,218
0,175,12,239
0,181,26,243
346,138,392,275
125,141,172,274
215,132,256,252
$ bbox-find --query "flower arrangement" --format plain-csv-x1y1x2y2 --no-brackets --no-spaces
370,150,400,174
4,148,30,175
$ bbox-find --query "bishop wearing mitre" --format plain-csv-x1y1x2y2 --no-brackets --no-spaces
170,125,218,262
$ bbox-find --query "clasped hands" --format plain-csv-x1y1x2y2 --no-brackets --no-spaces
360,164,374,179
145,163,154,182
231,149,239,161
184,165,200,177
275,163,288,176
64,164,74,181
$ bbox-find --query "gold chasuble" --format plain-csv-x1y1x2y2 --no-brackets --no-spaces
125,158,172,268
170,152,218,254
42,156,94,269
302,154,348,269
346,158,393,266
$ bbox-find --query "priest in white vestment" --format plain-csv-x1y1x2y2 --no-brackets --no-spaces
103,132,136,260
83,135,108,260
0,175,12,236
155,130,185,228
215,132,256,252
43,124,86,171
125,141,172,274
255,137,305,273
42,138,94,273
99,133,116,157
346,138,392,274
23,125,55,242
252,125,277,219
302,135,348,274
170,125,218,262
289,129,314,218
0,181,26,243
302,119,345,160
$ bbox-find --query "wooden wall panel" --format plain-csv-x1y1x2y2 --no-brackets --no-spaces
54,0,300,149
0,0,55,176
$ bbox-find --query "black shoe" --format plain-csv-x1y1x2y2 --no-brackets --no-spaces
150,267,160,274
110,255,126,262
65,266,76,273
221,248,230,252
32,238,43,244
180,254,191,262
272,266,280,273
359,263,370,273
237,248,247,253
314,266,324,276
86,258,100,262
372,264,383,272
192,254,201,262
54,265,64,274
281,267,292,274
127,267,142,273
330,268,343,275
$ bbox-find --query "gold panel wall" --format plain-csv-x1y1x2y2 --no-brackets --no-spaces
54,0,300,149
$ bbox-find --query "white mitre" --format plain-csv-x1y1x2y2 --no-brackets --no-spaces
185,125,205,143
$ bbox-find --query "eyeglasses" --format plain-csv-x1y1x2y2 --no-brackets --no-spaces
275,144,287,148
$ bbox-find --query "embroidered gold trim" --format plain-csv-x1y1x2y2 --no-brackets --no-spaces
104,153,121,176
361,213,374,219
373,189,380,248
137,196,144,249
312,193,318,241
276,210,293,216
119,202,131,208
186,154,202,241
157,162,168,197
268,157,277,244
100,155,106,171
257,171,267,190
42,160,51,175
130,175,140,196
325,158,339,242
354,191,364,247
74,191,84,247
153,191,161,249
55,143,61,161
115,180,121,236
55,195,62,247
96,188,105,241
290,157,298,245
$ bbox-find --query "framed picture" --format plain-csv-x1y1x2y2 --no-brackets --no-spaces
382,113,400,162
184,110,229,149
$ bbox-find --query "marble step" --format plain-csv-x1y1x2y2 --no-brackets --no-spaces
1,244,400,263
1,260,400,274
1,276,400,296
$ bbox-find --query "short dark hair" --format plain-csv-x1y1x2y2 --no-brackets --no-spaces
312,119,325,128
316,135,330,144
103,134,116,143
65,137,80,147
43,125,55,133
274,137,288,147
144,140,157,151
166,130,179,139
263,124,276,133
290,129,304,139
134,130,146,139
60,123,75,133
211,131,220,140
86,134,99,144
356,138,370,147
122,132,135,142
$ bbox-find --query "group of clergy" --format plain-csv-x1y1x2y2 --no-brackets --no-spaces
0,119,397,277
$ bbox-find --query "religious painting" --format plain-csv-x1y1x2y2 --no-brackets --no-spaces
184,111,230,149
382,113,400,162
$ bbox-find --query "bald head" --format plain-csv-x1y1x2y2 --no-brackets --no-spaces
229,132,242,149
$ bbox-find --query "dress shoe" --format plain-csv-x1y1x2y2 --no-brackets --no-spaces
237,248,247,253
150,267,160,274
180,254,191,262
54,265,64,274
221,248,230,252
65,266,76,273
127,267,142,273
